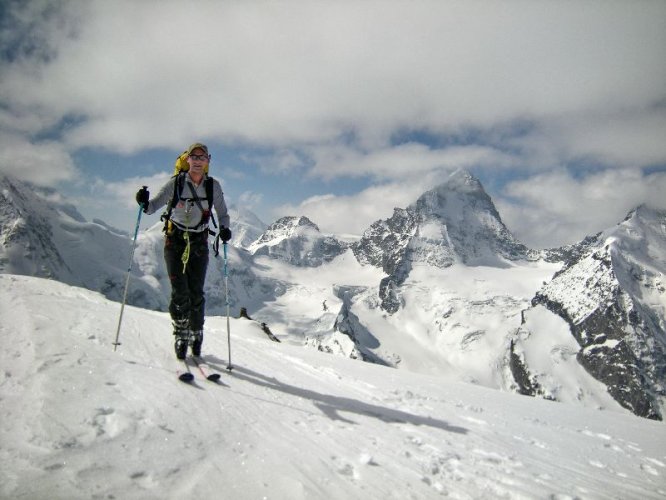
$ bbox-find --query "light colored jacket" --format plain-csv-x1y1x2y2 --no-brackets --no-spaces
145,173,230,233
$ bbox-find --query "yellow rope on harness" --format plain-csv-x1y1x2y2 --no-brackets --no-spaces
181,231,191,273
180,201,194,273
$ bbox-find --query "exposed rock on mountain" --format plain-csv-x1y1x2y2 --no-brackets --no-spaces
512,205,666,420
353,170,532,312
248,215,347,267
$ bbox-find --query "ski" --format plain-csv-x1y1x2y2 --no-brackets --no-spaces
177,358,194,383
191,356,221,382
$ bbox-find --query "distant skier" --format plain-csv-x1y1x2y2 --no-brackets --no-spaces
322,300,328,311
135,142,232,359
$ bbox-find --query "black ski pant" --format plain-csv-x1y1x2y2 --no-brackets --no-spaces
164,229,209,331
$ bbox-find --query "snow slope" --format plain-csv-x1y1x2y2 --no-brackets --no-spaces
1,275,665,500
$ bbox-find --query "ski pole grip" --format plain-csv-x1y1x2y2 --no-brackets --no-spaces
141,186,148,210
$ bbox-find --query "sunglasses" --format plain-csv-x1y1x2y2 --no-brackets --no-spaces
189,154,209,161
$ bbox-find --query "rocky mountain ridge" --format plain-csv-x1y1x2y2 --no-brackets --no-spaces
2,173,664,420
247,215,348,267
352,170,536,312
511,205,666,419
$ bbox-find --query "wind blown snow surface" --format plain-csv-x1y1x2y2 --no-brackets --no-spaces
1,275,665,500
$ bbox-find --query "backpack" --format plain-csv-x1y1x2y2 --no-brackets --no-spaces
161,152,220,252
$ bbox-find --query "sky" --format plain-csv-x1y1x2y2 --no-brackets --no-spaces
1,0,665,248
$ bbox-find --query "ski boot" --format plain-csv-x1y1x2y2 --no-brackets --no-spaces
173,318,190,360
191,330,204,357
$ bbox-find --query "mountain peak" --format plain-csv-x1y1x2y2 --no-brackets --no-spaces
286,215,320,232
411,170,527,265
413,169,496,220
353,171,530,312
440,169,483,192
604,204,666,268
249,216,320,248
227,204,267,249
619,203,666,227
248,215,346,267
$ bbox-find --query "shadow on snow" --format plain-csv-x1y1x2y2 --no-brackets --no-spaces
205,356,468,435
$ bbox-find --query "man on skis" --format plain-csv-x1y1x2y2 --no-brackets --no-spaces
135,143,231,359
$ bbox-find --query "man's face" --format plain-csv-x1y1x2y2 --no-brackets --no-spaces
187,148,209,172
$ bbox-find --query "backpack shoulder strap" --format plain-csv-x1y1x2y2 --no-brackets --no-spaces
205,176,214,205
205,177,218,229
160,173,185,232
174,172,186,203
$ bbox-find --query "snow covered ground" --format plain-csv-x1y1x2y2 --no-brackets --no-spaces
346,261,563,383
1,274,665,500
250,249,386,340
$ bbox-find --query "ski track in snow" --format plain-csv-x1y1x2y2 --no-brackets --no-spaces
1,275,665,500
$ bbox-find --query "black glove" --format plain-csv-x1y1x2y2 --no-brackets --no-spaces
219,227,232,243
135,186,149,211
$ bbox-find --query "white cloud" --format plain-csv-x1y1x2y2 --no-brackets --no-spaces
2,1,664,155
276,177,437,236
98,173,173,210
65,172,171,231
509,107,666,168
0,134,77,185
496,168,666,248
307,143,517,181
238,191,263,210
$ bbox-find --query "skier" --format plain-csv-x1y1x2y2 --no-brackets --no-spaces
135,143,232,359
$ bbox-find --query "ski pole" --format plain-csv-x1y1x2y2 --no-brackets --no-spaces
113,195,145,351
223,241,233,370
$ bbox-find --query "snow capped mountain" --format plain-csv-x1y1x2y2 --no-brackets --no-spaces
353,170,533,313
0,176,165,311
3,173,665,421
513,205,666,419
0,175,277,317
314,172,665,420
354,170,531,269
301,171,566,400
227,203,267,249
248,215,348,266
410,170,532,265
